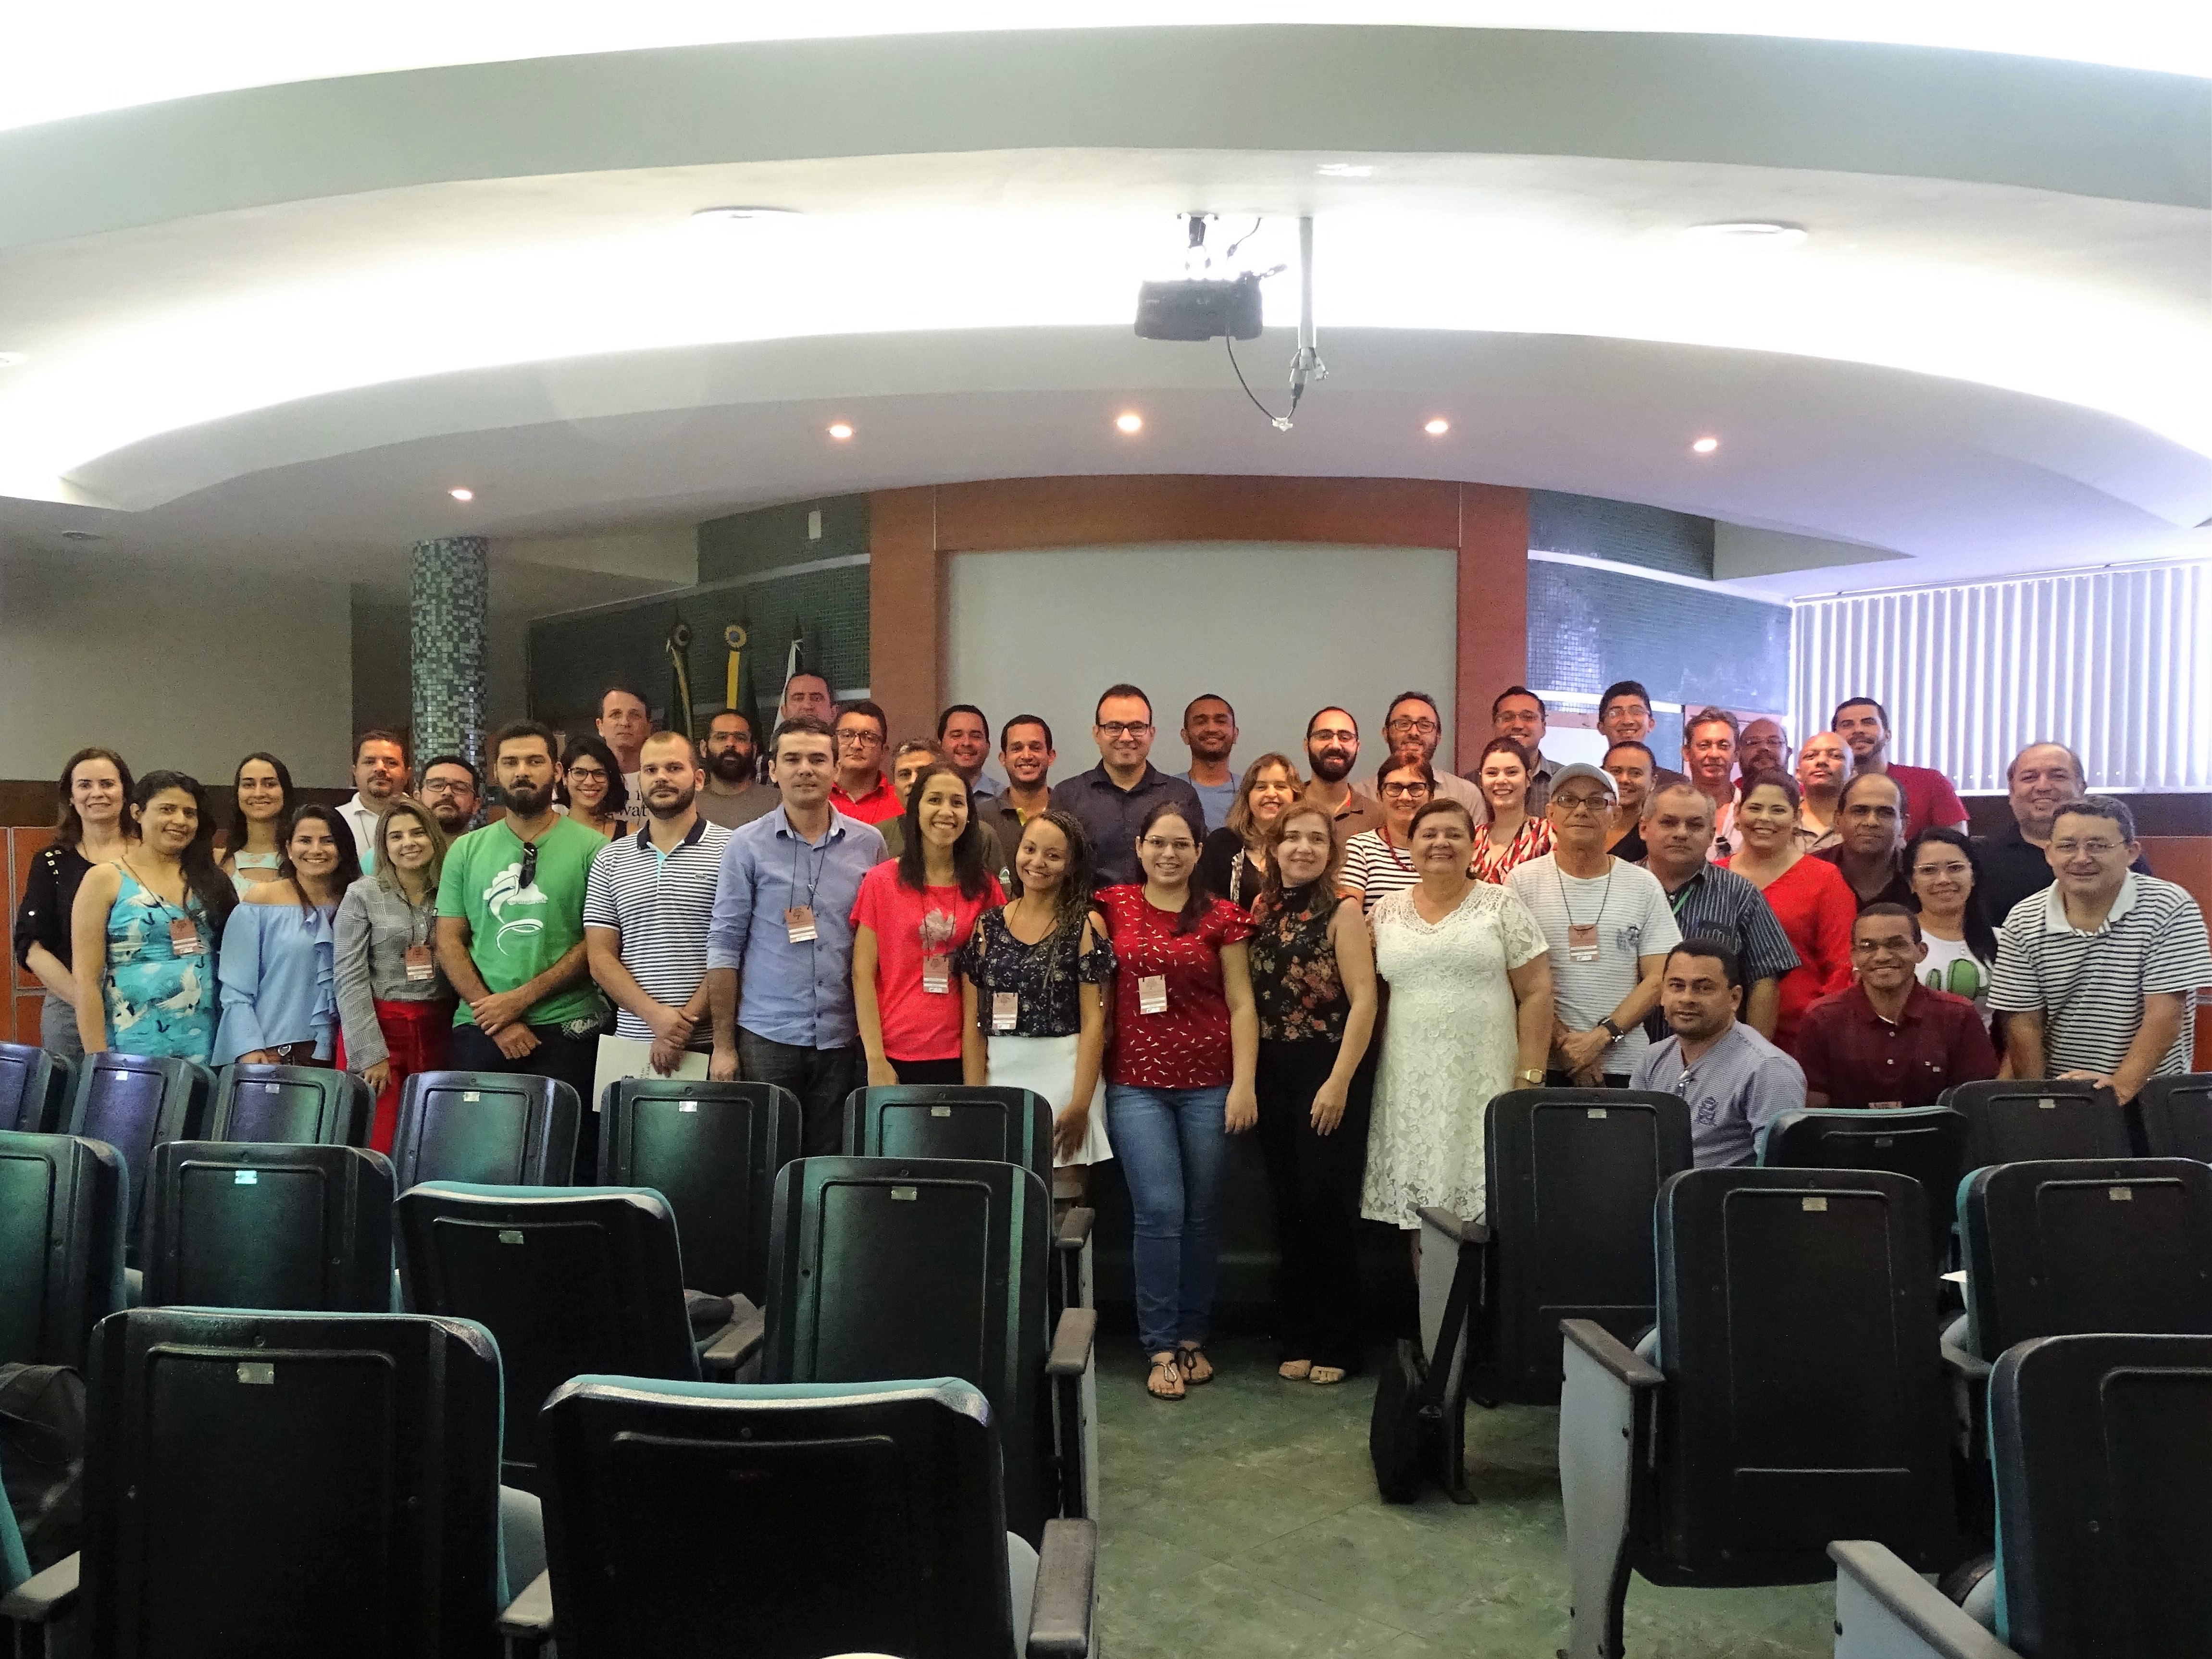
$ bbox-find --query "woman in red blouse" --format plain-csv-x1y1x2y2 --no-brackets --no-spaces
1726,770,1856,1052
1100,800,1257,1401
851,764,1005,1085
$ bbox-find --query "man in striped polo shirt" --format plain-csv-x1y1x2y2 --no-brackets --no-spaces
1990,796,2212,1102
583,729,733,1107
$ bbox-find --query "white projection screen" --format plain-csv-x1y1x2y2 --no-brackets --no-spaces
945,542,1458,784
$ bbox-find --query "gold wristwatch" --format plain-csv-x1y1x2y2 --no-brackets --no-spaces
1517,1067,1545,1086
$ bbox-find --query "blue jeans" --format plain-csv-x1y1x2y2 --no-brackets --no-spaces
1106,1083,1231,1354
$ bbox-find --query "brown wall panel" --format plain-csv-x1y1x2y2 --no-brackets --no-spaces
932,475,1463,554
1455,485,1532,773
867,486,944,749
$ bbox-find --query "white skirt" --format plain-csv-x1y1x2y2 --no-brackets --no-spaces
987,1032,1113,1167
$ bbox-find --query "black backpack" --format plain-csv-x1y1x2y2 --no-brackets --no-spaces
0,1362,86,1572
1367,1250,1476,1503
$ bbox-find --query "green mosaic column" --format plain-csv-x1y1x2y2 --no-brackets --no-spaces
410,536,489,772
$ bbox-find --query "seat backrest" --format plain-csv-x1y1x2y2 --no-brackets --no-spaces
539,1375,1015,1659
146,1141,395,1313
845,1085,1054,1186
1760,1106,1968,1268
394,1183,699,1489
1989,1333,2212,1659
763,1155,1052,1541
80,1306,504,1659
599,1077,800,1302
1960,1158,2212,1359
0,1130,126,1369
391,1071,579,1189
2131,1073,2212,1161
207,1064,373,1147
1479,1089,1692,1403
1653,1166,1954,1578
68,1052,212,1244
1943,1079,2131,1169
0,1042,72,1134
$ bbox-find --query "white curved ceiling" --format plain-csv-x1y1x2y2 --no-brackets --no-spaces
0,21,2206,597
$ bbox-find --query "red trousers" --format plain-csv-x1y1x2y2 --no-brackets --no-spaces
336,999,455,1153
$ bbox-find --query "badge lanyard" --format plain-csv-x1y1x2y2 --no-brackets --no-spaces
784,830,832,944
1555,864,1615,964
124,855,202,955
403,893,437,982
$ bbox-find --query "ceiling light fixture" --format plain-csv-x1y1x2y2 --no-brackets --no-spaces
1691,436,1720,455
1684,221,1809,245
0,352,27,369
1115,412,1143,434
1423,418,1450,436
826,422,853,441
1317,163,1373,178
448,486,474,501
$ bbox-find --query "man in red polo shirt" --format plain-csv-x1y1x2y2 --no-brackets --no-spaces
827,699,902,825
1795,903,1996,1108
1830,697,1968,842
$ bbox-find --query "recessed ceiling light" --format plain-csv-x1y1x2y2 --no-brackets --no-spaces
1691,436,1720,455
448,486,474,501
1115,412,1144,434
0,352,27,369
1423,418,1450,436
691,206,801,226
826,422,854,441
1317,163,1374,178
1684,221,1808,245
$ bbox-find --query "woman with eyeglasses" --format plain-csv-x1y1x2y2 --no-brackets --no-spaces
214,805,361,1066
1196,752,1303,911
1725,770,1855,1052
1341,757,1433,915
1469,737,1554,884
1100,800,1257,1401
335,797,454,1150
1904,826,2003,1030
221,752,296,894
14,746,135,1056
558,735,629,839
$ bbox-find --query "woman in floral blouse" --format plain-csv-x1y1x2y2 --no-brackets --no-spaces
1469,737,1554,884
1245,801,1377,1386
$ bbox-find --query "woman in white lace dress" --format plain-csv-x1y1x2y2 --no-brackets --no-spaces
1363,798,1554,1231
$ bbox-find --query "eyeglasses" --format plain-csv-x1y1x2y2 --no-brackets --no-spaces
1552,794,1612,814
836,730,883,747
1913,861,1972,879
420,778,469,795
2050,839,2124,857
1140,837,1196,854
1098,721,1153,737
1380,781,1431,798
1851,936,1917,955
1385,717,1440,736
566,766,608,783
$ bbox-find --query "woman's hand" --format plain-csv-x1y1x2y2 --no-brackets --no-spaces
243,1048,279,1066
362,1059,391,1095
1053,1102,1089,1161
866,1054,899,1089
1224,1080,1258,1133
1309,1076,1349,1135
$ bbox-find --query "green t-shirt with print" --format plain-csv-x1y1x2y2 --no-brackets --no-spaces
436,815,605,1028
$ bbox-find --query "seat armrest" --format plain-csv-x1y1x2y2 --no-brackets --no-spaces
1561,1318,1663,1389
1047,1306,1097,1377
496,1567,555,1647
1830,1541,2018,1659
1417,1205,1489,1246
1056,1206,1095,1250
703,1306,767,1372
1027,1518,1097,1658
0,1553,80,1624
1940,1334,1991,1386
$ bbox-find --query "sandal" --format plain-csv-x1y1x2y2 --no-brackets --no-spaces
1278,1360,1313,1381
1146,1353,1185,1401
1176,1343,1215,1386
1307,1365,1348,1387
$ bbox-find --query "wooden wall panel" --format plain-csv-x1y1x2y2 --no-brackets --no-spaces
1455,485,1531,774
7,826,55,1045
867,486,944,749
2137,834,2212,1068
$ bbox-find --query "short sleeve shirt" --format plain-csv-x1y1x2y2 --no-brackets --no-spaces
1792,982,1999,1110
436,815,605,1028
1631,1022,1807,1167
1505,854,1682,1076
1341,828,1421,915
955,906,1117,1039
1888,763,1969,841
849,864,1005,1062
1098,885,1254,1089
580,817,733,1045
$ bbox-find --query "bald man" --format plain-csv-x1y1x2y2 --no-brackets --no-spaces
1977,742,2150,920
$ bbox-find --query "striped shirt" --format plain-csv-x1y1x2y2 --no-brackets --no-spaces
581,815,733,1046
1638,861,1801,1040
1340,828,1422,915
1989,874,2212,1079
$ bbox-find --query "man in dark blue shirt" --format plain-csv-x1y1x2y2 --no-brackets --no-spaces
1056,683,1204,890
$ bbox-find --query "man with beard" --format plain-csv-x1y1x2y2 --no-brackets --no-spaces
417,755,482,836
1356,691,1482,813
1304,706,1385,846
436,720,606,1172
1177,694,1241,831
1597,681,1687,790
695,709,778,830
1976,742,2150,920
337,729,410,868
1631,939,1804,1167
1058,684,1204,888
1830,696,1968,841
584,730,732,1100
1738,717,1790,785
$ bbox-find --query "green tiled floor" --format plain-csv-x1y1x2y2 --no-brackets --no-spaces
1093,1337,1836,1658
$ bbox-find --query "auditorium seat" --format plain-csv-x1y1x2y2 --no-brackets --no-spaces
506,1374,1096,1658
205,1063,373,1147
1410,1089,1690,1503
66,1052,213,1255
144,1141,393,1312
390,1071,579,1189
395,1182,724,1491
0,1043,72,1136
0,1307,540,1658
1939,1079,2131,1169
1559,1166,1956,1659
1832,1333,2212,1659
1760,1105,1969,1270
2129,1071,2212,1160
761,1155,1095,1546
0,1131,125,1370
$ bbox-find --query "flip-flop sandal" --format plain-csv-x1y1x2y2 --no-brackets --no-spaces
1146,1354,1185,1401
1278,1360,1313,1381
1176,1344,1215,1386
1308,1366,1348,1386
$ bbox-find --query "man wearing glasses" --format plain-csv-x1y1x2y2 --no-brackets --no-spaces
417,755,482,837
1356,691,1483,815
1794,904,1996,1109
826,699,902,826
1057,684,1204,889
1990,797,2211,1103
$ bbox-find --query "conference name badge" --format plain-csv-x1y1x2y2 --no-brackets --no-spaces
170,917,202,955
1138,975,1168,1015
404,944,436,982
922,954,951,995
992,992,1019,1032
1567,922,1599,964
784,906,817,944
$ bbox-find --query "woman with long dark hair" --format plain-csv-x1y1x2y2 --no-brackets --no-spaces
335,797,454,1150
13,746,135,1056
222,752,296,894
559,735,628,838
852,762,1006,1086
1469,736,1554,883
1726,770,1855,1052
70,770,234,1061
1099,798,1257,1400
215,804,361,1066
1905,826,2003,1029
957,809,1118,1185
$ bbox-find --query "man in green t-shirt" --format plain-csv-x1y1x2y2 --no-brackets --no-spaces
436,719,606,1172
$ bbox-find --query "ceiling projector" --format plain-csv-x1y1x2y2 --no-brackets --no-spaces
1133,272,1264,341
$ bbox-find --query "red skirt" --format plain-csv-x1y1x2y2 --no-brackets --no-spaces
336,999,455,1153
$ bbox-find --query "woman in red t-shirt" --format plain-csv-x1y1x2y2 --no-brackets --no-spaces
1727,770,1856,1052
1099,800,1257,1401
851,764,1005,1086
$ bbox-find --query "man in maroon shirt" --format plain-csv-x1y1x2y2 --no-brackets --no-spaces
1830,697,1969,842
1795,903,1996,1108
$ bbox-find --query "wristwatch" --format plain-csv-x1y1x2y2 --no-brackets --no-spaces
1597,1017,1626,1042
1517,1067,1545,1086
